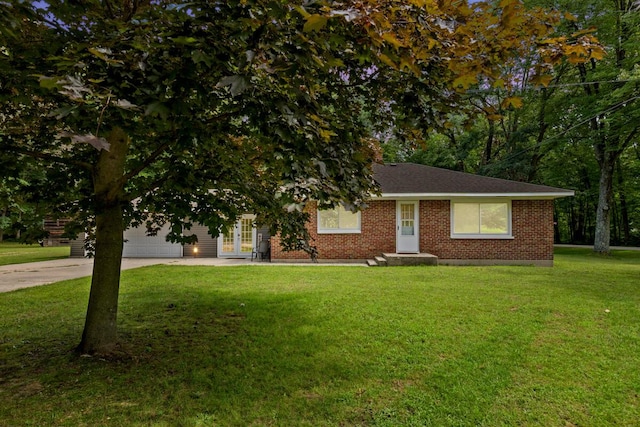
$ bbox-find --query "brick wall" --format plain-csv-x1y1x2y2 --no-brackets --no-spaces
271,199,555,261
420,200,554,260
270,200,396,260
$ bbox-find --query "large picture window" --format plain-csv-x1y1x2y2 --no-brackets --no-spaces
318,205,361,234
451,201,512,238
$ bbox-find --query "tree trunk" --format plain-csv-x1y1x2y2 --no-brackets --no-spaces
617,160,631,244
78,128,129,355
593,149,616,253
592,0,637,253
78,203,124,354
16,210,22,239
553,207,561,243
0,206,5,242
483,119,495,165
528,88,550,182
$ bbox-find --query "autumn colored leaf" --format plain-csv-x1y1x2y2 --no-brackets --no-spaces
382,33,405,49
319,128,337,141
499,0,518,8
493,79,506,89
400,57,421,76
452,74,477,90
303,14,328,33
378,53,398,69
572,27,598,38
589,48,606,61
501,97,523,109
531,74,553,87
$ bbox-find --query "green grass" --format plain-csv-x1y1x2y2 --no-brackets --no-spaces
1,249,639,426
0,242,70,266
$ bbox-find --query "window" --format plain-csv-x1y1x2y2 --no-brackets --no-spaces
451,201,512,238
318,205,361,234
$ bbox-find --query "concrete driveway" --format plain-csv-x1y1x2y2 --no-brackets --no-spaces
0,257,254,293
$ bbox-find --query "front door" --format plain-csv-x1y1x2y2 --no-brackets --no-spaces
218,214,256,258
396,201,419,253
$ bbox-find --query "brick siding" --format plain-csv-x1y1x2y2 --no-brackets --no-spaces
271,199,555,261
420,200,554,260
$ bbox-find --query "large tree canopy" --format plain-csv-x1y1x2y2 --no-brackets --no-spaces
381,0,638,251
0,0,602,354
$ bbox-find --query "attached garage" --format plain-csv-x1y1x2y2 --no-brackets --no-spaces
69,218,270,259
122,224,183,258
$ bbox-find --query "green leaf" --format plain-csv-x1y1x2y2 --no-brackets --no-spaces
145,101,170,119
37,76,58,90
191,50,211,67
48,105,76,119
171,36,198,45
216,75,250,97
88,47,108,61
293,5,311,19
303,15,328,33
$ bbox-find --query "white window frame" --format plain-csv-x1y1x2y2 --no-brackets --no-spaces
450,199,513,239
317,206,361,234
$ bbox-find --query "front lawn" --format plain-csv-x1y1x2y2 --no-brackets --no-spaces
0,242,70,266
1,249,639,426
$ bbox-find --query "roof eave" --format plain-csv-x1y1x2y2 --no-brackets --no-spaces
373,191,575,200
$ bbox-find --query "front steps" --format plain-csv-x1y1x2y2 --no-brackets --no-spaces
367,253,438,267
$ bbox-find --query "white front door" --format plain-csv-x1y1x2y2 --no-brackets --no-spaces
218,214,256,258
396,201,419,253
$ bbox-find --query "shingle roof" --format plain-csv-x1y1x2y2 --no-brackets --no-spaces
373,163,573,197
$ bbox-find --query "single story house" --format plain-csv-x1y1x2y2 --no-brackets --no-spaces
70,163,573,266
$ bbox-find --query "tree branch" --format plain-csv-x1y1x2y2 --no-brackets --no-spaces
335,70,381,88
104,0,115,19
124,170,173,202
121,140,173,183
121,110,238,184
621,126,639,151
6,144,94,171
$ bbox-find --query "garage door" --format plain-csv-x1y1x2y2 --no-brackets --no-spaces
122,224,183,258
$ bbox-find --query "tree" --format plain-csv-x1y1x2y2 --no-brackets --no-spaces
521,0,640,252
376,1,608,183
381,1,639,253
587,0,640,253
0,0,602,355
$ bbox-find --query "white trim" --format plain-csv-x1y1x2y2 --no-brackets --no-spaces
451,235,515,240
450,200,513,239
317,207,361,234
373,191,573,200
317,229,361,234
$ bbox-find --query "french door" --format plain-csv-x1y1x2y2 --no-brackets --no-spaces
218,214,256,258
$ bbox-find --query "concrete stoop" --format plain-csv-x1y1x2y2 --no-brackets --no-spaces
367,253,438,266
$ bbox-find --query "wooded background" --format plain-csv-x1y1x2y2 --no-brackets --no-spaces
381,0,640,247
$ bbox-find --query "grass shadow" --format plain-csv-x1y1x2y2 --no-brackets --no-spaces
2,258,640,426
